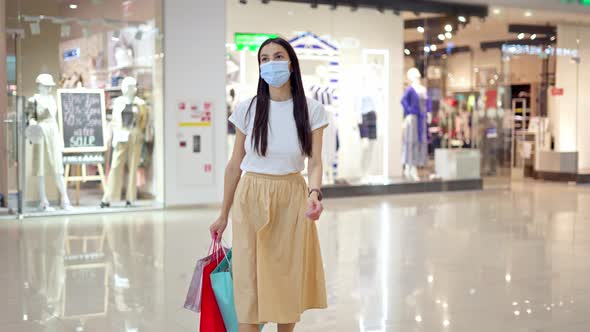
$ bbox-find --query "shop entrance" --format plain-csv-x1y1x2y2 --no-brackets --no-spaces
4,0,164,217
402,6,590,190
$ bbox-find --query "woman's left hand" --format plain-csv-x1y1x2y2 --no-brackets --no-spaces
305,194,324,221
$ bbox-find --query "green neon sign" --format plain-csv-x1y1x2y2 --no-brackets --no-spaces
235,33,278,52
561,0,590,5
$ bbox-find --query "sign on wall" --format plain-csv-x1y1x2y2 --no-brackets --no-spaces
235,33,277,52
176,101,214,185
551,87,564,96
57,89,107,153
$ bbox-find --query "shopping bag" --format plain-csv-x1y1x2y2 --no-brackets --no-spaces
210,248,264,332
200,241,227,332
184,240,228,312
210,249,238,332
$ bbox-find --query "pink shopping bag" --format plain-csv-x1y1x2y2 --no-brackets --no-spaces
184,240,228,312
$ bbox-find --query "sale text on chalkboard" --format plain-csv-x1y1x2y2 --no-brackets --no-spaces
57,89,107,153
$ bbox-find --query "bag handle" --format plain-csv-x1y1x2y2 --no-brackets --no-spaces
207,236,216,255
218,240,232,272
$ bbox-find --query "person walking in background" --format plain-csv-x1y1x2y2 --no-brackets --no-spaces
209,37,329,332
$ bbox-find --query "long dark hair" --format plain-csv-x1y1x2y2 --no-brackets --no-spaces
247,37,312,157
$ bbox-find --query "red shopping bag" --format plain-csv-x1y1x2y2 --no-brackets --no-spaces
200,241,227,332
184,240,230,312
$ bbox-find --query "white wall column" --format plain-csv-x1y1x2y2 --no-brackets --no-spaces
555,24,590,170
164,0,226,206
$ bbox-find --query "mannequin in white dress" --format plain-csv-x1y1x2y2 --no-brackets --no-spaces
27,73,72,211
358,74,378,182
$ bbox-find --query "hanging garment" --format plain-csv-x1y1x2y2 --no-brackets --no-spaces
322,109,338,177
358,111,377,140
310,85,334,106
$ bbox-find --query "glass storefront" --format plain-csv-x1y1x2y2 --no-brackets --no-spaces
2,0,164,216
225,1,487,189
3,1,590,218
226,1,405,186
400,6,590,189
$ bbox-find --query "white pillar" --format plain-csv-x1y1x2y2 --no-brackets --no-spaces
163,0,226,206
555,24,590,170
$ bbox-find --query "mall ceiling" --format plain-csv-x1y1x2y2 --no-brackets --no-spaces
254,0,489,18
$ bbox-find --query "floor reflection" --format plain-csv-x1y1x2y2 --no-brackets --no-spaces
1,181,590,331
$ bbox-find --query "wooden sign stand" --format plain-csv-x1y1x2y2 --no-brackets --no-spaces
57,89,108,205
64,154,107,206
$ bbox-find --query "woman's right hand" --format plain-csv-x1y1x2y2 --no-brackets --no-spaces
209,216,228,241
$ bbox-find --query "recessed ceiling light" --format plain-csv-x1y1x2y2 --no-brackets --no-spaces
550,36,556,41
430,44,437,52
518,33,525,40
493,8,501,15
415,315,423,323
438,34,446,41
404,48,411,55
530,34,537,40
445,24,453,32
445,32,453,39
424,46,431,53
417,26,425,33
69,3,78,9
524,11,532,17
458,16,466,23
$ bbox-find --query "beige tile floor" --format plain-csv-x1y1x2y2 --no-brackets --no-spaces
1,181,590,331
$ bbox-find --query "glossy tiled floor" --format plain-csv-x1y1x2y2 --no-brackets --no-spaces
1,181,590,331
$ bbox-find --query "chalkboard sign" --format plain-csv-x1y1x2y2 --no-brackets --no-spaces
62,263,109,318
57,89,107,153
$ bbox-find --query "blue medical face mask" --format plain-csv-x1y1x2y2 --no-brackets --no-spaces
260,61,291,88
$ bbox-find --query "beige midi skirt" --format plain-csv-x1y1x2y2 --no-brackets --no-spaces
232,172,327,324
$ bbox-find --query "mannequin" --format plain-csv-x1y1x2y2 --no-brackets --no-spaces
27,74,72,211
401,68,429,181
101,77,148,208
358,73,378,182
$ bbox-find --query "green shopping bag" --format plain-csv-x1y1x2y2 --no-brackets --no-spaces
210,248,263,332
210,249,239,332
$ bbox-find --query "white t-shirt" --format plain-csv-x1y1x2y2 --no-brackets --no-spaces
229,97,329,175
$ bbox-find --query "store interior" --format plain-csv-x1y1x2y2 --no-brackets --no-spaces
405,6,590,185
2,0,164,216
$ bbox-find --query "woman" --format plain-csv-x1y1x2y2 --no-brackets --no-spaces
209,37,328,332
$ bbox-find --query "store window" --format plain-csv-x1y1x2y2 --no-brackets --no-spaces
226,1,493,190
401,6,590,188
403,16,496,185
4,0,164,215
226,1,404,186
